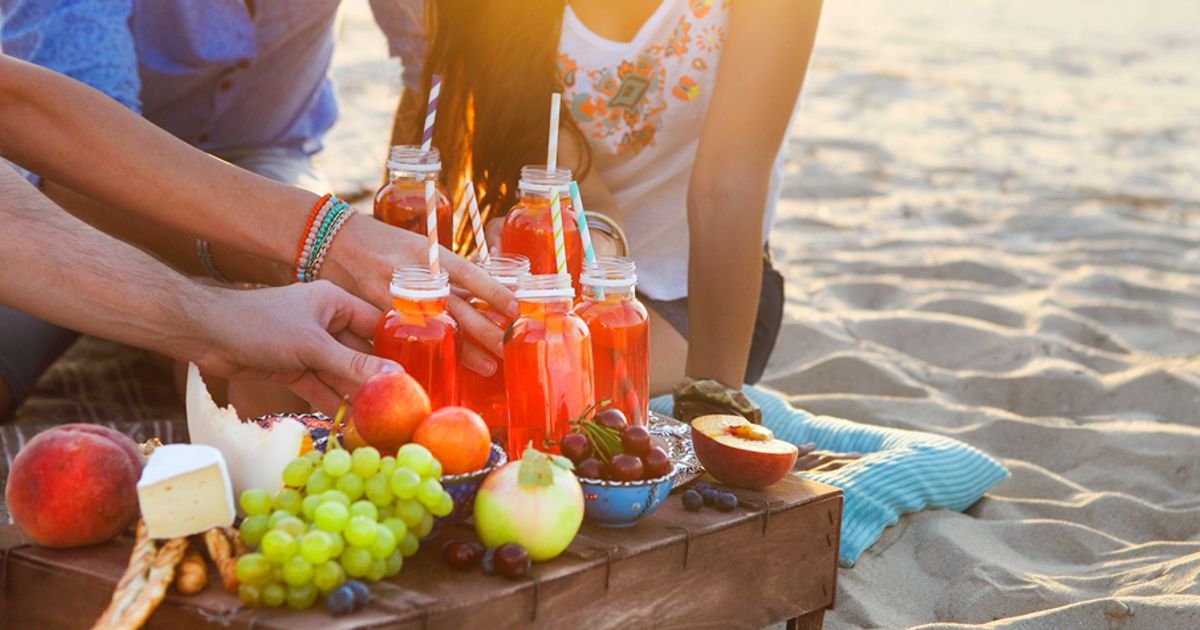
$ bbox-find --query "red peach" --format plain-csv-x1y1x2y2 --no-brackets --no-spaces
691,415,798,490
6,424,144,547
349,371,432,452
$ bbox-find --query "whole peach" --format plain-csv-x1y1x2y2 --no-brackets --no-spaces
6,424,144,547
350,371,432,452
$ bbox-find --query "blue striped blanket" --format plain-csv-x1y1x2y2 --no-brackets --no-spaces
651,386,1009,566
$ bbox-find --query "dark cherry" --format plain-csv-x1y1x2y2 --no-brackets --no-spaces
621,425,652,456
493,543,531,580
641,447,672,479
576,458,607,480
443,540,480,570
608,454,644,482
594,408,627,432
560,432,593,463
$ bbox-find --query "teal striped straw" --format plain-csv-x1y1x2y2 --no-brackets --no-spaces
569,181,603,299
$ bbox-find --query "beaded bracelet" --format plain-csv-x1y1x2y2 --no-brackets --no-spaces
294,194,333,276
302,200,352,280
295,195,355,282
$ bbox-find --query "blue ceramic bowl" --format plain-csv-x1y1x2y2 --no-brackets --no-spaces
579,467,676,528
433,443,507,530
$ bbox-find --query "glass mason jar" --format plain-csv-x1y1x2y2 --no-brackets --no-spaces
373,265,458,409
459,255,530,443
501,165,584,294
503,273,594,459
575,258,650,426
373,146,453,247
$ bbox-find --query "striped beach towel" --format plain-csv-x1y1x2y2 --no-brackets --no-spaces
651,386,1009,567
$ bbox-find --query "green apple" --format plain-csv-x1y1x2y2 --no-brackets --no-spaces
473,447,583,562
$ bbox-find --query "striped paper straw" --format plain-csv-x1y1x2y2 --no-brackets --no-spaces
547,93,560,171
550,188,567,275
569,182,595,264
422,74,442,272
569,181,602,299
462,179,488,262
426,181,439,274
422,74,441,152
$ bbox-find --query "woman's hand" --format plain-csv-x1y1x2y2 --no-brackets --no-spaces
190,281,403,415
321,214,517,376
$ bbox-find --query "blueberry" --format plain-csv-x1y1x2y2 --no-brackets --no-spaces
682,489,703,511
716,492,738,512
480,547,497,575
694,482,713,495
345,580,371,608
326,585,356,615
702,488,719,506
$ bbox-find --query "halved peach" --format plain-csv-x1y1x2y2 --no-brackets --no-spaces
691,415,798,489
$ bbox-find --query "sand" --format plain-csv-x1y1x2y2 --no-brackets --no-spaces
320,2,1200,628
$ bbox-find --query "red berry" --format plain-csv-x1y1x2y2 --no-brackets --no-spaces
560,432,592,463
608,454,644,482
594,409,627,432
641,447,672,479
621,425,651,456
443,540,480,570
493,543,531,580
576,458,607,480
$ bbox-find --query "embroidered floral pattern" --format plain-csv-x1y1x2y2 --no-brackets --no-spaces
560,2,728,156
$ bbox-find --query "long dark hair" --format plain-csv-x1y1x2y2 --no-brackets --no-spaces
416,0,591,255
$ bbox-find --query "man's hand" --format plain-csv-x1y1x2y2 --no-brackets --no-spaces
320,214,517,377
191,281,402,414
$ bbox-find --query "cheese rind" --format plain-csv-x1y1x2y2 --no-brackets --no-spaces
137,444,235,539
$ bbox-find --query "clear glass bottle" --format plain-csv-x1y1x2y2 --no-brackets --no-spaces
575,258,650,426
501,165,583,294
504,273,594,459
373,146,453,246
373,265,458,409
459,255,530,443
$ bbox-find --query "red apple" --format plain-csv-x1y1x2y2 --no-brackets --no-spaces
6,424,144,547
690,415,798,490
349,371,432,452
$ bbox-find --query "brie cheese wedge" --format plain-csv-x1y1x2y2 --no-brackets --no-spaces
137,444,235,539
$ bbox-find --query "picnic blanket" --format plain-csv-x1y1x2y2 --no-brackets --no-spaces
651,386,1009,566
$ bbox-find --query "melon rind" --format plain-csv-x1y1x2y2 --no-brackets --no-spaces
185,363,304,503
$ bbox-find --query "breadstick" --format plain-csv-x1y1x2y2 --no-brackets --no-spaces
203,527,239,593
111,537,189,630
174,547,208,595
92,522,155,629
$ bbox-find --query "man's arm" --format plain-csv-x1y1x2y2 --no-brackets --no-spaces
0,164,402,413
0,55,515,372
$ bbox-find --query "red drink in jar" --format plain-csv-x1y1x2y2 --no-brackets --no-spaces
504,274,594,459
576,258,650,426
458,255,530,443
373,265,458,409
373,146,453,246
501,166,584,293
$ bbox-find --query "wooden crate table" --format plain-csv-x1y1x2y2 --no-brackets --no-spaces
0,475,841,629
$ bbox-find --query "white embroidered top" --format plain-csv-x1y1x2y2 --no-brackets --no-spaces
559,0,784,300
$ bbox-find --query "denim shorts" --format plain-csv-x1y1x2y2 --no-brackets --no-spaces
637,253,785,385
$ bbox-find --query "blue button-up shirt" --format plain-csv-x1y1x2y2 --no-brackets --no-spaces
0,0,425,157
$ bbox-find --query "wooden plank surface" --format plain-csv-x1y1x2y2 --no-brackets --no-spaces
1,476,841,629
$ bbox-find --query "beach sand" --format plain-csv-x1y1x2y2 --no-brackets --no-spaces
254,1,1200,627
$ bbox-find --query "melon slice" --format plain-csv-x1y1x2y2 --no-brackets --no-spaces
185,363,304,501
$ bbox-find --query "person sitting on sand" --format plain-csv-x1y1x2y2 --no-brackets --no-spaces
420,0,822,420
0,54,514,416
0,0,433,417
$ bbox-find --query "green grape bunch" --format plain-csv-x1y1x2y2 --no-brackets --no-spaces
233,442,453,610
